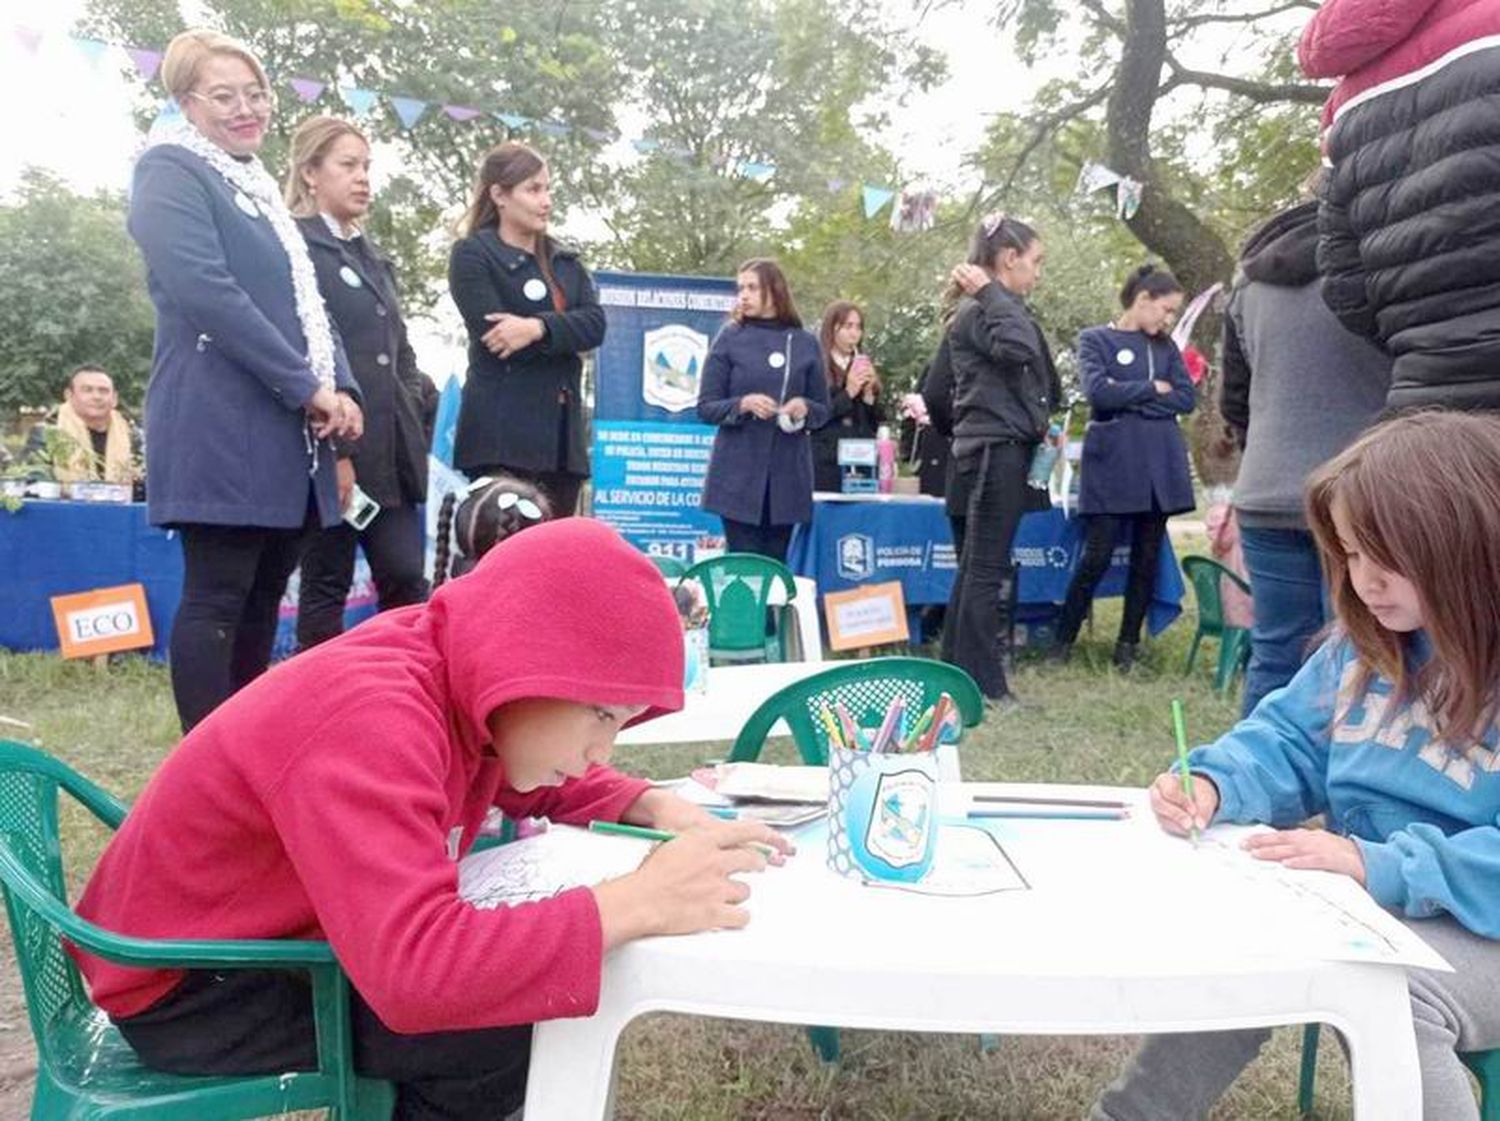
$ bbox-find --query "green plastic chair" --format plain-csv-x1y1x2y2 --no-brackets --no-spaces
648,554,688,579
729,655,985,765
1180,556,1252,693
679,553,798,665
725,657,983,1063
0,740,394,1120
1297,1022,1500,1118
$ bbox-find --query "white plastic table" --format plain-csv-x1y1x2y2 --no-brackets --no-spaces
615,660,834,746
523,783,1421,1119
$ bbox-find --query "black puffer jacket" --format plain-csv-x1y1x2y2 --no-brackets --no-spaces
949,283,1060,449
1319,42,1500,412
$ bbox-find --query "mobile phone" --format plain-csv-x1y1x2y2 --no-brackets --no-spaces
343,484,380,530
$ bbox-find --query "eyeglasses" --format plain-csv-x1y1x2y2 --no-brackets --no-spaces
187,86,275,114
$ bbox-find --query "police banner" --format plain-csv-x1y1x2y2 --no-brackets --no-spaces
591,271,736,562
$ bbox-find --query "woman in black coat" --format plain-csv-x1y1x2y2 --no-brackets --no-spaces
1050,265,1195,670
286,116,435,648
811,300,884,492
697,259,829,561
448,142,605,515
941,213,1061,704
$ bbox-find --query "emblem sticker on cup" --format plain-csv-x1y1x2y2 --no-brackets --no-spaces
339,266,362,288
523,278,549,302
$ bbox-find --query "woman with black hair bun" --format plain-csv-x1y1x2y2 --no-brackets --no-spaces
1049,264,1196,670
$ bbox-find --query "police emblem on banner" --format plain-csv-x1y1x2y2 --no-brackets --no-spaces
836,533,875,580
641,324,708,413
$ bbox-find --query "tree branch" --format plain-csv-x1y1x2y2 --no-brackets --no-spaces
1163,54,1330,104
1077,0,1126,38
1170,1,1317,32
997,82,1114,195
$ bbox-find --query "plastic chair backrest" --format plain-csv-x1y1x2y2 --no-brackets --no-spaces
728,657,984,764
679,554,798,657
648,555,688,579
1181,555,1248,636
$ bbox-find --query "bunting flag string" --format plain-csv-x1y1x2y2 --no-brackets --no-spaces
11,22,918,225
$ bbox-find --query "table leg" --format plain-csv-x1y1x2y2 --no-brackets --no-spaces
1335,970,1422,1120
523,1013,625,1121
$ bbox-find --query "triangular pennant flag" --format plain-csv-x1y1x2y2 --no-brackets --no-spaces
495,112,530,130
73,37,110,67
1116,177,1143,220
13,27,42,54
582,127,613,143
124,46,162,81
538,120,569,138
390,96,428,129
1075,161,1122,196
739,161,775,181
443,104,481,121
289,77,325,103
826,177,847,192
862,185,896,219
632,138,660,154
147,98,183,138
340,86,378,115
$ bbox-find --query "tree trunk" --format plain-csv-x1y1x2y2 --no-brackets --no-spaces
1105,0,1235,297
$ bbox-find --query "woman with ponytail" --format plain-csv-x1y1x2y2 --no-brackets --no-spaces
449,143,605,516
941,212,1061,705
1049,264,1196,670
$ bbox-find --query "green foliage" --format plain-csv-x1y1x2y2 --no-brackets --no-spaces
0,170,155,412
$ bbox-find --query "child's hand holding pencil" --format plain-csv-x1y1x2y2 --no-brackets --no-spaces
1149,770,1220,838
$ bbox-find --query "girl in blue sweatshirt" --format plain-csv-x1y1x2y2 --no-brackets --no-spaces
1094,410,1500,1121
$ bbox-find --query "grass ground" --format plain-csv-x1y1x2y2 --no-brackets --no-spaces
0,541,1358,1120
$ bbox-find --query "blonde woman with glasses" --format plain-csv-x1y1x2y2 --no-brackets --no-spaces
129,29,362,730
285,115,437,649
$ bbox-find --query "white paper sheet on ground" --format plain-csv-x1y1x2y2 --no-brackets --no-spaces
458,826,650,910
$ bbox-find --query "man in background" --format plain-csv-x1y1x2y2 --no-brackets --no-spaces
25,365,139,484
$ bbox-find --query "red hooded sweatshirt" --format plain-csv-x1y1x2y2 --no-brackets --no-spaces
71,518,684,1033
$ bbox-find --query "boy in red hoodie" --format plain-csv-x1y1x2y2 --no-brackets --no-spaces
71,517,787,1120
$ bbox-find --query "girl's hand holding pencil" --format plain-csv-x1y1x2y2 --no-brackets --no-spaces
1148,770,1219,837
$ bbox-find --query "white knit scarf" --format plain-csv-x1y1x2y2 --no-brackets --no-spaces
146,121,337,396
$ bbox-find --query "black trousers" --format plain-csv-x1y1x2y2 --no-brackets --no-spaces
942,442,1030,699
1054,511,1169,647
467,464,582,518
721,518,794,563
297,504,428,650
171,517,310,732
116,969,531,1121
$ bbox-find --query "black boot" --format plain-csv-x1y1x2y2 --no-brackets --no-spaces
1112,641,1138,671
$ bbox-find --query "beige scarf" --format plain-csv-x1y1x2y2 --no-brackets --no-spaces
55,401,132,484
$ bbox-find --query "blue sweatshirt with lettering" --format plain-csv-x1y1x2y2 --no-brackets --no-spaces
1187,633,1500,937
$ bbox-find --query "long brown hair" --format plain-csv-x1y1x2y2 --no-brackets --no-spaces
458,141,561,304
1305,410,1500,744
733,258,801,327
284,115,368,217
819,300,879,394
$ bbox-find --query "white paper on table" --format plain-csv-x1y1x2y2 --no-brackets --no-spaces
458,826,650,910
866,822,1030,897
714,763,828,804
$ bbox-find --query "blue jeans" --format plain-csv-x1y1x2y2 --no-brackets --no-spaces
1238,525,1328,718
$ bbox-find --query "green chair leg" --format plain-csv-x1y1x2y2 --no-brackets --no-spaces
806,1025,841,1063
1298,1023,1321,1116
1184,630,1203,675
1462,1047,1500,1121
978,1033,1002,1053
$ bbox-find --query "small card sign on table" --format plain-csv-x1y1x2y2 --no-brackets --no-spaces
823,580,909,651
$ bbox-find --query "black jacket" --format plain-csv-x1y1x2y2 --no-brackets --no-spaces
448,229,605,477
950,283,1061,450
811,373,885,491
296,217,432,508
1320,42,1500,412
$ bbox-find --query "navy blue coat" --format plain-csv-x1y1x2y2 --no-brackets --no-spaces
129,146,355,529
448,230,605,478
697,319,830,526
1076,326,1196,516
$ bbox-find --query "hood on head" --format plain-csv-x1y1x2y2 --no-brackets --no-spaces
1239,201,1321,287
427,518,685,749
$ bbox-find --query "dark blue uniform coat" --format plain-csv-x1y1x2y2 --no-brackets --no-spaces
697,319,830,526
1076,326,1196,516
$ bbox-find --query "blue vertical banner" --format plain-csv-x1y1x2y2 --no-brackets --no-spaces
591,272,736,562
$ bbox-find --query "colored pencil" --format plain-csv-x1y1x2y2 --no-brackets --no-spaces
589,819,777,857
971,795,1129,809
1171,698,1200,847
968,807,1129,821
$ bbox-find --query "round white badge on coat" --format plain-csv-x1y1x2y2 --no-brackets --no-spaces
768,351,786,369
523,278,549,302
233,192,260,218
339,265,363,288
1116,348,1135,366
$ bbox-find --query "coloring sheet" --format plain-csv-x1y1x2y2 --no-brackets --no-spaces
458,826,649,910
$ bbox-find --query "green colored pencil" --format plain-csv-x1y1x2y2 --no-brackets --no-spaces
1170,698,1200,847
589,819,778,857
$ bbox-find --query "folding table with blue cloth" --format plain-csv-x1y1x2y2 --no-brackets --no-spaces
787,494,1183,645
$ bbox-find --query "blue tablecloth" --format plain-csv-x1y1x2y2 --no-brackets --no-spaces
787,495,1183,637
0,501,376,660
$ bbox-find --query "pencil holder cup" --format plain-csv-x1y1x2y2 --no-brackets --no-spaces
826,744,939,884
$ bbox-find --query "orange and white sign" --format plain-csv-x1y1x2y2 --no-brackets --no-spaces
823,581,909,651
50,584,154,659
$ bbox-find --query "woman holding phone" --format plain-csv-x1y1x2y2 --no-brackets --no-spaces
812,300,884,492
